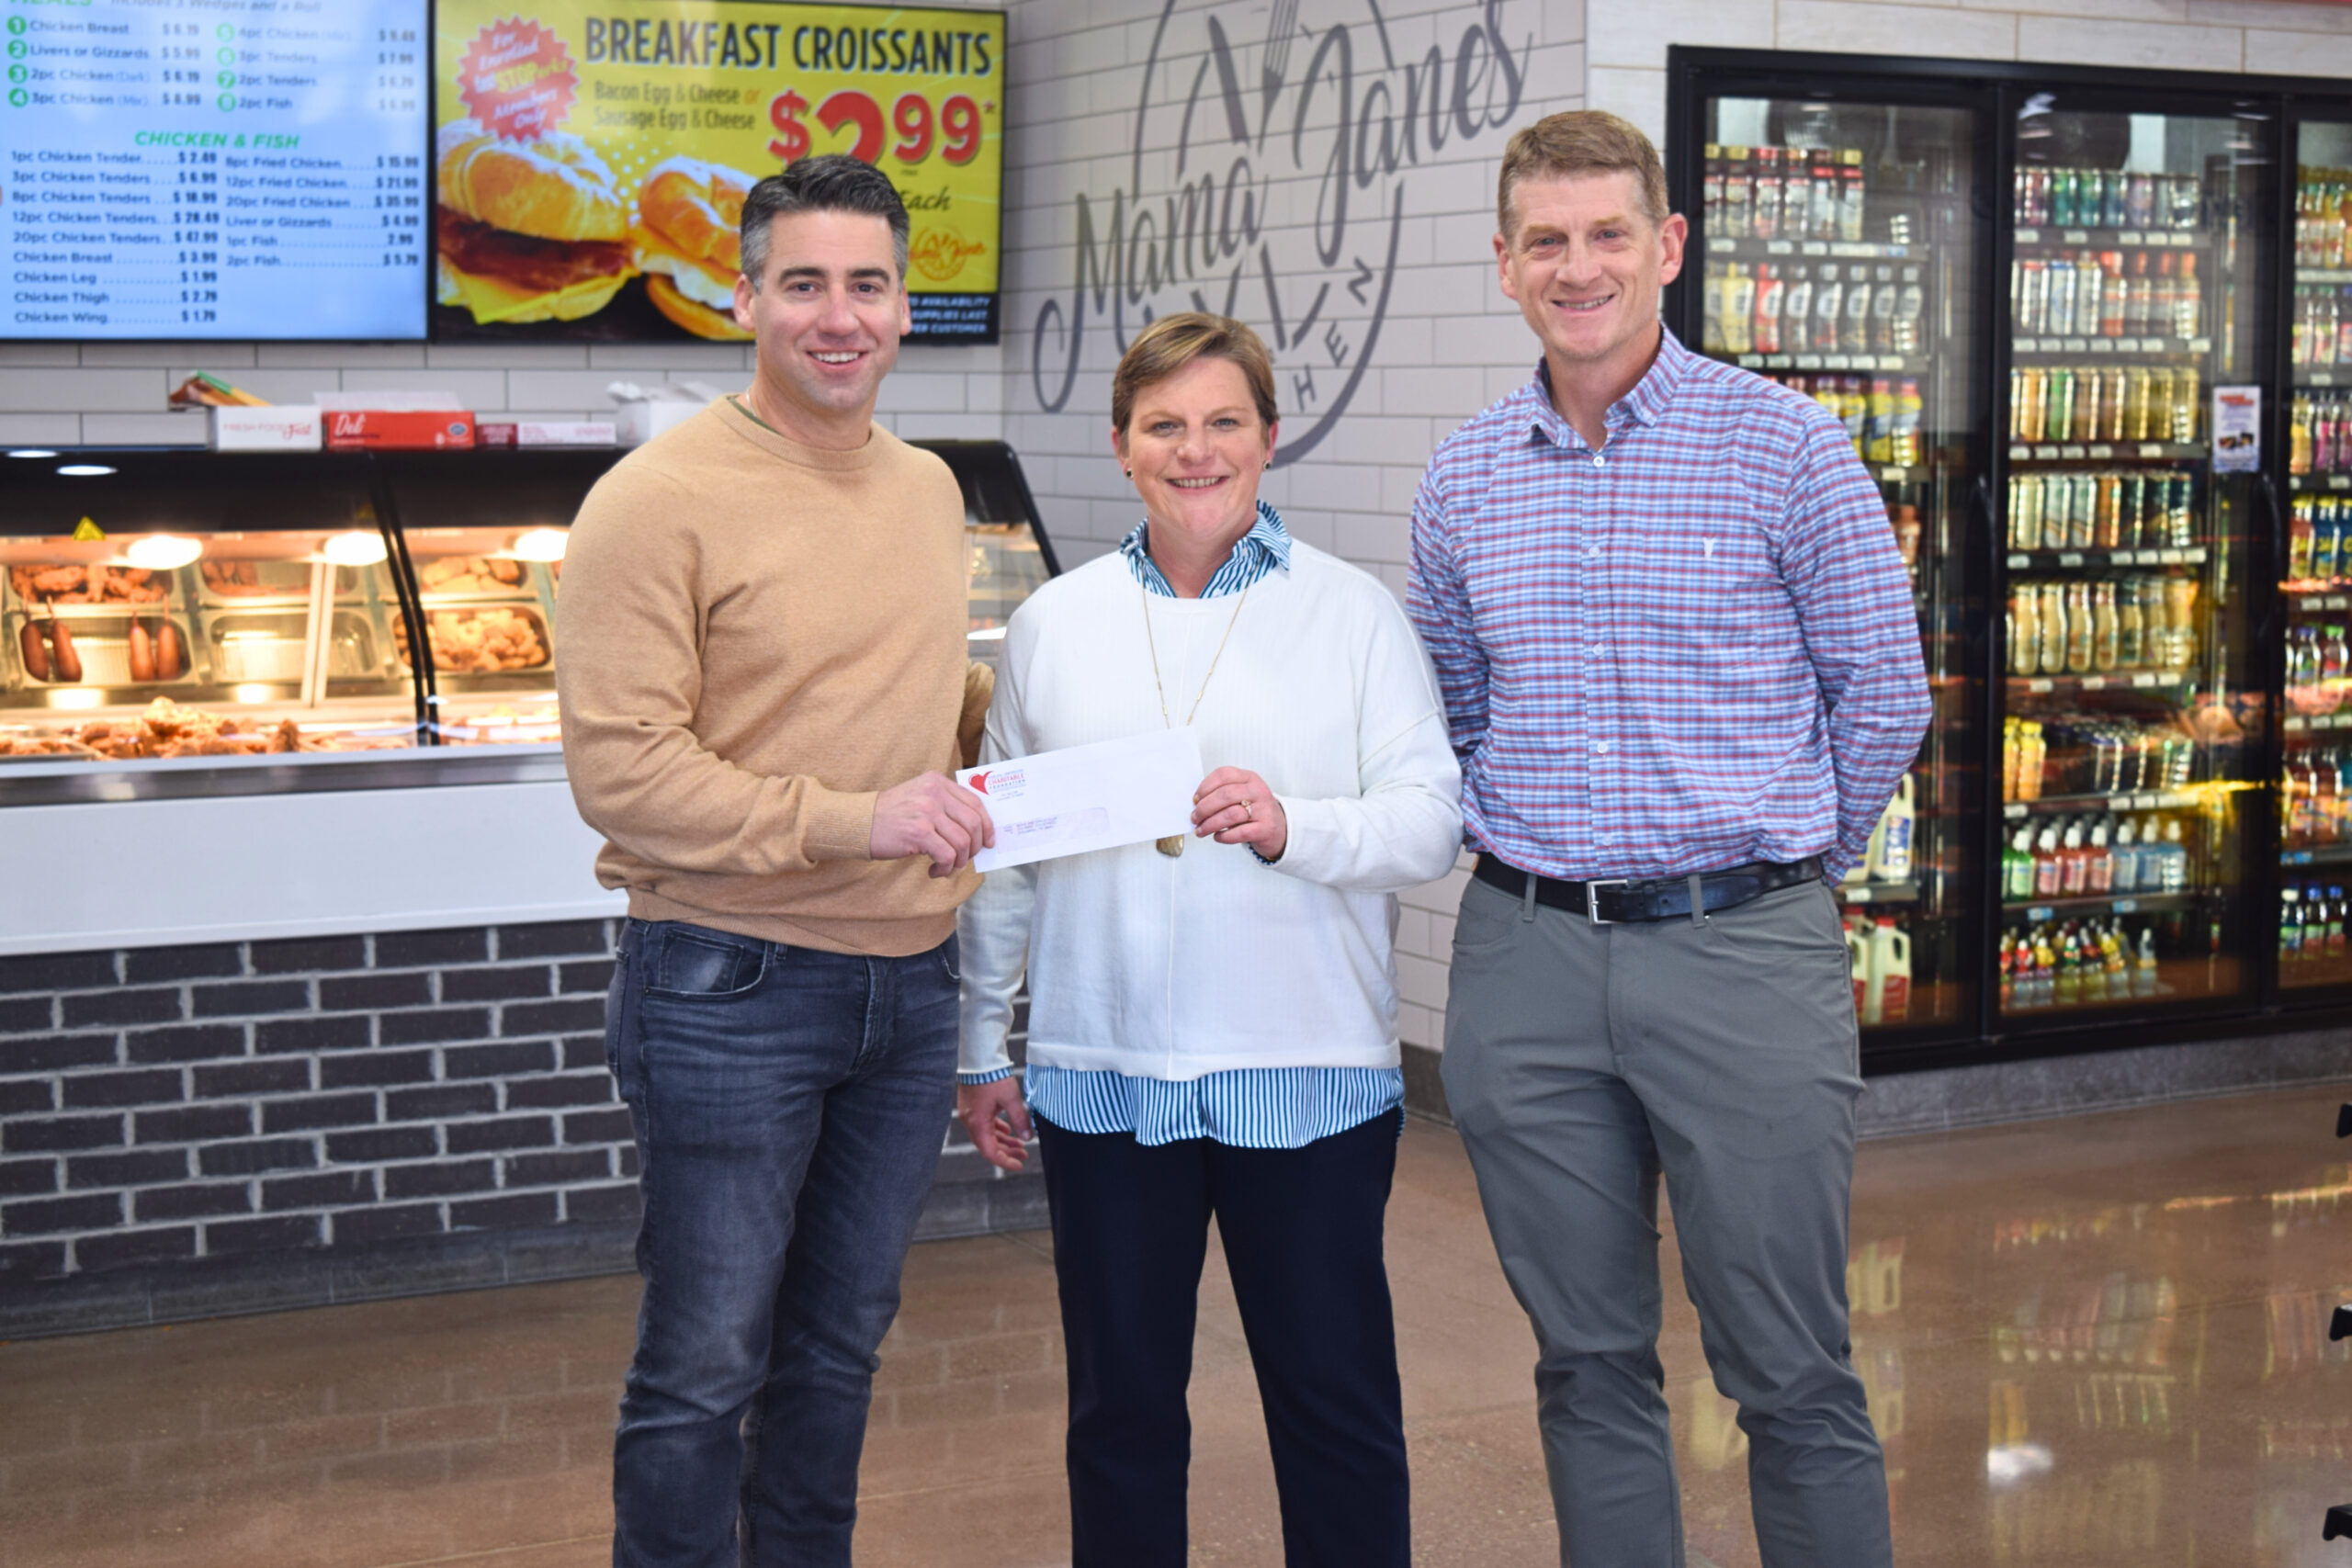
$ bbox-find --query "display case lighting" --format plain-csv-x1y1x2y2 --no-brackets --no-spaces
56,465,116,478
6,448,58,459
322,531,389,567
124,536,203,570
510,527,569,562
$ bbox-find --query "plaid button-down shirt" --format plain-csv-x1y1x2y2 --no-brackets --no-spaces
1407,328,1931,883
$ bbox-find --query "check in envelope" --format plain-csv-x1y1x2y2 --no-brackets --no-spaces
957,728,1204,872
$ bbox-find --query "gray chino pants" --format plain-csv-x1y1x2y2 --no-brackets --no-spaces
1441,874,1893,1568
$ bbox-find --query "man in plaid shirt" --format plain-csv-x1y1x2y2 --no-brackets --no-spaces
1409,111,1928,1568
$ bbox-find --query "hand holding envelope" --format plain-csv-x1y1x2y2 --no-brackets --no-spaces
956,728,1205,872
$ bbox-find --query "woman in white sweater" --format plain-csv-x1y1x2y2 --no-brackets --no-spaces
955,313,1462,1566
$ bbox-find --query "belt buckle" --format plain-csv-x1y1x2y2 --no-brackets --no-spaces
1586,879,1628,924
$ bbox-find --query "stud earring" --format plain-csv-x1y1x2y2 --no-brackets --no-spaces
1124,468,1133,478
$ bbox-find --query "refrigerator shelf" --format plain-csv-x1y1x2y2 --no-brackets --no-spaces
2293,368,2352,387
2289,474,2352,492
2005,790,2203,819
2015,227,2208,251
2011,335,2212,357
2007,547,2208,570
2008,672,2194,694
2300,269,2352,286
1706,236,1917,261
2009,442,2205,463
2282,843,2352,867
2282,584,2352,602
2004,891,2207,918
2283,712,2352,732
1732,351,1929,375
1836,881,1922,905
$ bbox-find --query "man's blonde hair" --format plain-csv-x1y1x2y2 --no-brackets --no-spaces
1498,110,1670,239
1111,312,1278,436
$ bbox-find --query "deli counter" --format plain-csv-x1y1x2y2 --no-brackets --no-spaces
0,442,1059,954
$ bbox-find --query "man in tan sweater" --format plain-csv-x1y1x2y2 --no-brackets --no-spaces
556,154,995,1568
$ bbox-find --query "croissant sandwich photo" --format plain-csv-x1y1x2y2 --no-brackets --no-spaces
435,118,635,325
630,156,756,342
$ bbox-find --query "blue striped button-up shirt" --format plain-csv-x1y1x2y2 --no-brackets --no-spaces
960,500,1407,1149
1407,329,1931,882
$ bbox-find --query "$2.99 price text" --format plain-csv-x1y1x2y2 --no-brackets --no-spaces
768,88,984,165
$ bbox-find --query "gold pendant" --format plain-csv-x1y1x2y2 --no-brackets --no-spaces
1155,835,1186,858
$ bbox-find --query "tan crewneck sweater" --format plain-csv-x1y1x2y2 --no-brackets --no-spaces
556,398,989,955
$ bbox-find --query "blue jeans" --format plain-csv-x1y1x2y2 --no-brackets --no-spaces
605,919,960,1568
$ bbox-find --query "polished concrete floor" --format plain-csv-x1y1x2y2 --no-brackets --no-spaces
4,1080,2351,1567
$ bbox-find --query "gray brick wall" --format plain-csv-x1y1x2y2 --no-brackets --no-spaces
0,921,637,1286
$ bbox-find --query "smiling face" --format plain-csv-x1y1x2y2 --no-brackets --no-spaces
731,208,912,449
1497,170,1686,400
1112,355,1278,558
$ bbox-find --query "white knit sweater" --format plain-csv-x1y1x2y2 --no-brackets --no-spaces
957,543,1464,1081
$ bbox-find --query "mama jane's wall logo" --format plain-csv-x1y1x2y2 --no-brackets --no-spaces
1028,0,1530,464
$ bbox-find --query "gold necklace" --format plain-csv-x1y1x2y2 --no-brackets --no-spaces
1142,579,1250,856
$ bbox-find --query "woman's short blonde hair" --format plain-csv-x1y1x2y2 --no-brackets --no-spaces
1111,312,1279,436
1498,110,1670,238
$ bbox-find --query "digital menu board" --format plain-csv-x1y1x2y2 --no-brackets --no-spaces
3,0,431,341
432,2,1004,344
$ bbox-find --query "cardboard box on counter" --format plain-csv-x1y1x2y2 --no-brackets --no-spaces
208,406,322,452
322,410,477,450
610,380,724,446
477,421,617,447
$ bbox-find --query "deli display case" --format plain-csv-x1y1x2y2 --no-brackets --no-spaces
0,438,1059,954
1666,49,2352,1064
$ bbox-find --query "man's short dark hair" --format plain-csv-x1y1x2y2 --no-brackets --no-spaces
740,155,911,286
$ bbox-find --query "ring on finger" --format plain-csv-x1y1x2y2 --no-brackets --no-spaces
1243,797,1254,820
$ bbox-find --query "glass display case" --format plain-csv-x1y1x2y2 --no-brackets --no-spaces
0,441,1059,795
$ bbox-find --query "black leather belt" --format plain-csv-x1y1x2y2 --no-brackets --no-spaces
1473,853,1823,924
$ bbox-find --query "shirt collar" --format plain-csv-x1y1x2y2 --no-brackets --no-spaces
1119,500,1292,599
1522,324,1692,448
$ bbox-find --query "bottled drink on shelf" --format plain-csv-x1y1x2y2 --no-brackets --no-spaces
1783,265,1814,354
1814,264,1844,353
1891,381,1922,468
1753,145,1783,241
1838,150,1866,243
1723,146,1753,238
1893,266,1925,355
1754,264,1784,355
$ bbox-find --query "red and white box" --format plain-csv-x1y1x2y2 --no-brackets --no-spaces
323,410,477,450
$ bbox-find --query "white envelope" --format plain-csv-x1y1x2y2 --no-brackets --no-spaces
958,728,1204,872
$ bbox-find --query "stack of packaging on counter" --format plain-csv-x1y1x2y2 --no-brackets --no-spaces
171,376,621,452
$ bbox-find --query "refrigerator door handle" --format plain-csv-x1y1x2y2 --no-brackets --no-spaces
2256,472,2287,648
1970,472,1998,671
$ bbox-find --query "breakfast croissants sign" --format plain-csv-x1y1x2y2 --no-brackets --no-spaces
432,2,1005,343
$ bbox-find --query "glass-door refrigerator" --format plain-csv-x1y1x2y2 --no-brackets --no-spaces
1678,75,1994,1050
2278,122,2352,998
1671,51,2286,1059
1995,90,2272,1036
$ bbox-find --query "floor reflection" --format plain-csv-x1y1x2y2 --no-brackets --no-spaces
0,1081,2347,1566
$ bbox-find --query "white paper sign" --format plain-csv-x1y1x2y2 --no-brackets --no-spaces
958,728,1204,872
2213,385,2261,473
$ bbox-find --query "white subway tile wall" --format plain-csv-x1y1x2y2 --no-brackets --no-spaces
13,0,2352,1055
